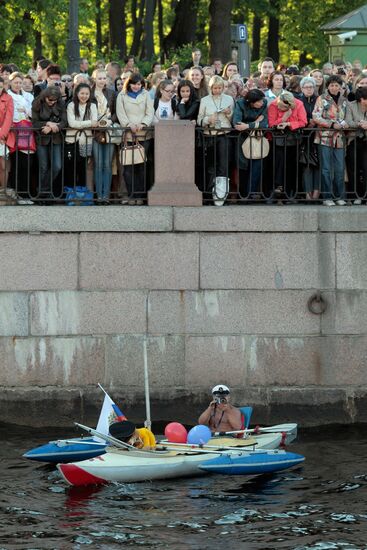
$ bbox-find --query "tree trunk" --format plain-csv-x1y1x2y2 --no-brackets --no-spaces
33,30,42,60
267,0,279,62
144,0,156,60
130,0,145,57
208,0,233,63
11,11,32,47
251,15,261,61
163,0,198,55
109,0,127,59
96,0,102,53
157,0,164,60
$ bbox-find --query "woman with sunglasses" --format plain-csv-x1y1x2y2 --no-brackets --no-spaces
32,86,67,202
61,74,73,103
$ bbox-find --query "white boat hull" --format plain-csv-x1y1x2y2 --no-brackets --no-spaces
58,448,222,485
58,445,304,487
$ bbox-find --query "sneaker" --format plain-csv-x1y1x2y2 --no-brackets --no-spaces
336,200,347,206
323,200,336,207
213,199,225,207
353,199,362,205
212,177,229,204
17,198,34,205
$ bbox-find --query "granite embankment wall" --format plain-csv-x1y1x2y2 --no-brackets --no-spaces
0,205,366,428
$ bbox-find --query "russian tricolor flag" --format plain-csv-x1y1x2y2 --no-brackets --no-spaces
94,393,127,442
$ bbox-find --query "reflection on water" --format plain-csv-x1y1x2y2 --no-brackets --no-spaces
0,424,367,549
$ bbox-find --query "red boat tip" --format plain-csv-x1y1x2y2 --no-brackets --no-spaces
58,463,108,487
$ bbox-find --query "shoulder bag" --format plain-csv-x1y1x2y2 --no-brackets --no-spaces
242,130,269,160
119,136,146,166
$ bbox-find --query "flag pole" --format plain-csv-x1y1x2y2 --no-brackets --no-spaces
98,383,109,397
143,335,151,430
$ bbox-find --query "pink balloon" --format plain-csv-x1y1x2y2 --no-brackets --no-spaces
164,422,188,443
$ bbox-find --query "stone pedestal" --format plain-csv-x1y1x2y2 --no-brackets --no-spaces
148,120,202,206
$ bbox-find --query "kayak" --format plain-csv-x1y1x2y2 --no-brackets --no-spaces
23,437,107,463
57,447,305,487
23,430,283,464
198,450,305,475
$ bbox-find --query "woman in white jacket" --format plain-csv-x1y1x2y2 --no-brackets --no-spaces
66,83,98,191
116,73,154,205
197,75,234,205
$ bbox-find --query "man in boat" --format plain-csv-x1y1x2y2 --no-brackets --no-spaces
198,385,242,434
109,420,156,449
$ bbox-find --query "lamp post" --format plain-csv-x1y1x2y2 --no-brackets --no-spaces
66,0,80,73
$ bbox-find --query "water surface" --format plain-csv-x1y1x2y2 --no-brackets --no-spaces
1,424,366,549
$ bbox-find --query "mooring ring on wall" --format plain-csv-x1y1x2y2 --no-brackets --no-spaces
307,293,327,315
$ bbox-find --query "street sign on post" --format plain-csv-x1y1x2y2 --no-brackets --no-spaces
231,24,251,78
238,25,247,42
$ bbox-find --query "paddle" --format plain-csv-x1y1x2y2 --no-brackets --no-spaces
158,441,283,455
212,423,297,437
75,422,136,451
75,423,223,457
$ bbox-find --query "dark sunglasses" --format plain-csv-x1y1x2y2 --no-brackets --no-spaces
61,78,72,82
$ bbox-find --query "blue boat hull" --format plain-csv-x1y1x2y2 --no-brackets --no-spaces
198,450,305,475
23,437,107,463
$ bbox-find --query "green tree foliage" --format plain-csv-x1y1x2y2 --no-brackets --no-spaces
0,0,364,71
281,0,366,64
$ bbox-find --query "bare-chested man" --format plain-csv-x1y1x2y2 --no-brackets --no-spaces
198,385,242,433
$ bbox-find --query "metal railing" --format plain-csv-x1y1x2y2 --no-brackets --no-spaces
1,127,154,205
0,126,365,205
195,127,367,204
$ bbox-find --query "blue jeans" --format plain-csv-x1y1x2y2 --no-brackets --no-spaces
93,142,114,200
319,145,345,199
37,144,62,194
248,159,262,194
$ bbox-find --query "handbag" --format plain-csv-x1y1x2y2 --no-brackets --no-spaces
119,137,146,166
242,131,269,159
299,144,319,167
64,186,94,206
11,120,36,153
94,129,107,144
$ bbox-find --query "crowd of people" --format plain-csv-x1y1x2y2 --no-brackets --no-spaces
0,50,366,206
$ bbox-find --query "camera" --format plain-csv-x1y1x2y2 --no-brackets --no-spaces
337,31,357,44
54,81,62,87
214,396,227,405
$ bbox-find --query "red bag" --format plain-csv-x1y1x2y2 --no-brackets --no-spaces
10,120,36,153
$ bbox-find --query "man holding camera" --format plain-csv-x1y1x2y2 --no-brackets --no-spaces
198,385,242,433
34,65,68,102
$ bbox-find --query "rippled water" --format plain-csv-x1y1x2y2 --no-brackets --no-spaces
1,424,367,549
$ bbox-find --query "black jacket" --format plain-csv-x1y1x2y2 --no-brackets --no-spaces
176,98,200,121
